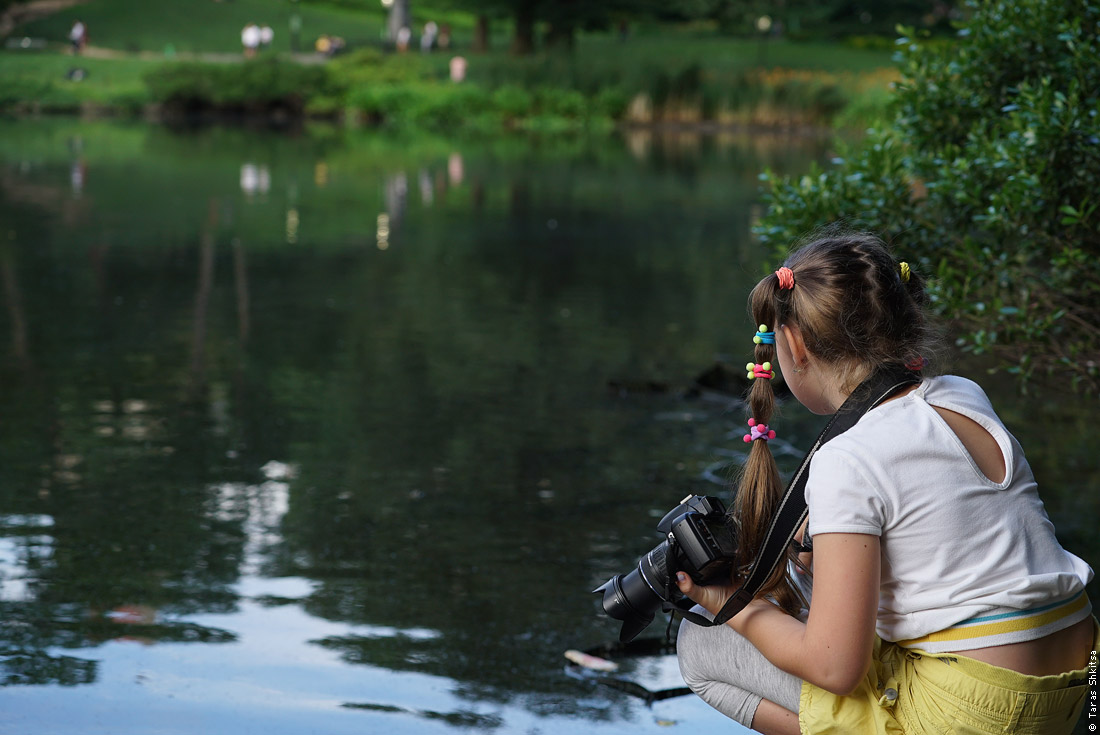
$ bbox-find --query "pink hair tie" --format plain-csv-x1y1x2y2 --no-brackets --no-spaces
746,362,774,380
743,418,776,443
775,266,795,290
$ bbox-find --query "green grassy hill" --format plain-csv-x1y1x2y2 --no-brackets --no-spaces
11,0,393,54
8,0,893,71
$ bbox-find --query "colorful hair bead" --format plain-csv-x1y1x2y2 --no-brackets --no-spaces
746,362,774,380
743,418,776,443
753,324,775,345
775,266,795,290
899,262,911,283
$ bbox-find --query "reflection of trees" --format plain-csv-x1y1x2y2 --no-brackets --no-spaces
0,249,28,370
0,186,258,686
258,163,771,714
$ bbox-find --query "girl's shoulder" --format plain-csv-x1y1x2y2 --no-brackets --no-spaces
822,374,1002,458
914,374,1005,428
918,373,989,402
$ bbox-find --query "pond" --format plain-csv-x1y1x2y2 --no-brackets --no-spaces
0,118,1095,735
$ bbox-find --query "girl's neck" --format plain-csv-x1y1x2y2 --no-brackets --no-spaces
808,359,865,414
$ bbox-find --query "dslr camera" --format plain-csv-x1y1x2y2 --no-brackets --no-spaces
594,494,738,642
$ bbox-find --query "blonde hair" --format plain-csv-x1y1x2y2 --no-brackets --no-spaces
733,229,941,614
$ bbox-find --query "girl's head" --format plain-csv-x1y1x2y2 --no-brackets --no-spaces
750,229,936,395
732,229,940,613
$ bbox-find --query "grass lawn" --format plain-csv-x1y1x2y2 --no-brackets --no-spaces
12,0,392,55
9,0,894,70
0,49,159,108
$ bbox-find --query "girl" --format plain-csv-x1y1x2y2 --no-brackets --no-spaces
675,231,1095,735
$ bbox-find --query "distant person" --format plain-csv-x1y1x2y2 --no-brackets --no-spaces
437,23,451,51
260,25,274,50
241,23,261,58
70,159,86,197
420,20,438,53
449,56,467,83
289,13,302,52
69,20,87,54
315,35,344,57
395,25,411,53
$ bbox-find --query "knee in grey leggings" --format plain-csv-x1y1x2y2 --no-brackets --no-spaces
676,607,802,728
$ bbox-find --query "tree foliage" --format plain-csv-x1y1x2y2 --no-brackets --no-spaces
423,0,958,53
754,0,1100,391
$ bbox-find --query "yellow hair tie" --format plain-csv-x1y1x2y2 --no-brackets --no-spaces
899,262,911,283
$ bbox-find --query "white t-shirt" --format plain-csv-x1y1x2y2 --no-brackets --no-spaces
806,375,1093,653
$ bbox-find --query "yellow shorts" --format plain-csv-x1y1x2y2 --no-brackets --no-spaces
799,620,1096,735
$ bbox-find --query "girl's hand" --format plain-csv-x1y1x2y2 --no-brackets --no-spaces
674,570,740,617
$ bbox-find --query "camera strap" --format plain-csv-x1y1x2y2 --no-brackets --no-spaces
673,365,921,629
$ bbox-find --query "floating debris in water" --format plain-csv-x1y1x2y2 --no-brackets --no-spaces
564,649,619,672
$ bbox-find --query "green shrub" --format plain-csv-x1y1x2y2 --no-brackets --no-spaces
0,77,60,109
144,59,334,112
348,82,495,128
532,87,587,119
329,47,436,87
755,0,1100,390
346,83,420,122
491,85,534,119
594,87,630,119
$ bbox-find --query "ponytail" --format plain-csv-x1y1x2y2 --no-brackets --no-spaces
730,285,806,616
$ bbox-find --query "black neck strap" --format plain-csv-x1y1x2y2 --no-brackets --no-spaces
675,366,920,628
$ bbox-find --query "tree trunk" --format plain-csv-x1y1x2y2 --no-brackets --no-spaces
472,13,489,53
386,0,411,43
543,0,577,50
511,3,535,55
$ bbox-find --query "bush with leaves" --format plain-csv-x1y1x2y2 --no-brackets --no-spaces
754,0,1100,391
144,59,336,114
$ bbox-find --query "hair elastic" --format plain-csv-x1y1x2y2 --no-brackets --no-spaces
753,324,775,345
743,418,776,443
899,262,911,283
746,362,774,380
905,356,928,371
775,266,795,290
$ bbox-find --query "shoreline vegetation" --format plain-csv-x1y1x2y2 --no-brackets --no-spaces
0,50,898,134
1,0,904,134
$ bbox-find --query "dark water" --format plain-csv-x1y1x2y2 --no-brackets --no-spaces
0,119,1095,735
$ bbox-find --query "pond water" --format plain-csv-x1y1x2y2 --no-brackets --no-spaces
0,118,1095,735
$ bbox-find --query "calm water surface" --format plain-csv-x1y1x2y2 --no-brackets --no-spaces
0,119,1095,735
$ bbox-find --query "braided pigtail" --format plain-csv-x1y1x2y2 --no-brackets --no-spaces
730,274,805,616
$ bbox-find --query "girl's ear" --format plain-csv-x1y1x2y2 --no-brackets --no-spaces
780,323,810,371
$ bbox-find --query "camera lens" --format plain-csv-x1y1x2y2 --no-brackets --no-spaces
594,542,673,643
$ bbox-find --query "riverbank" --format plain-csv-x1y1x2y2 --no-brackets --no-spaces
0,42,896,133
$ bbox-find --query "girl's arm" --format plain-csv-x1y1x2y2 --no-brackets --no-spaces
676,532,879,695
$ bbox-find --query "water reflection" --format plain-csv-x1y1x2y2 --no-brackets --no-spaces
0,119,1093,734
239,162,271,199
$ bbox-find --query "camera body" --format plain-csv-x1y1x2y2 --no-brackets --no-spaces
594,494,738,642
